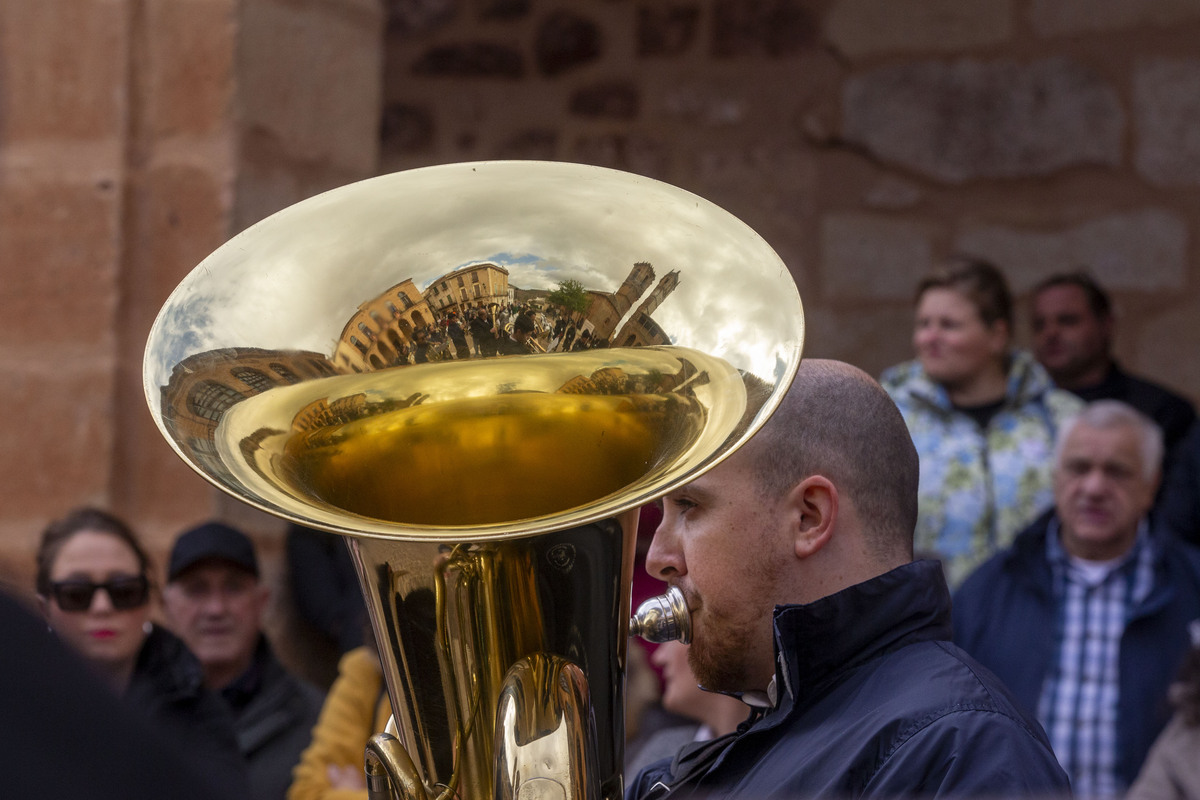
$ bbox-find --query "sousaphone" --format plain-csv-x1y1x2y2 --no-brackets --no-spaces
143,161,804,800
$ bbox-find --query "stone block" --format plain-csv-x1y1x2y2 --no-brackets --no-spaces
241,0,384,174
497,129,559,160
638,4,701,57
570,80,640,119
690,145,820,230
955,209,1187,293
843,57,1123,184
387,0,459,33
0,365,115,518
803,305,916,380
1135,58,1200,187
863,175,925,210
1,0,125,141
1029,0,1200,35
536,10,601,76
413,42,525,77
132,165,230,310
144,0,236,139
0,179,120,348
661,81,747,126
477,0,529,22
712,0,817,58
825,0,1012,57
1134,301,1200,404
116,409,217,538
570,134,670,181
380,102,435,155
820,214,934,301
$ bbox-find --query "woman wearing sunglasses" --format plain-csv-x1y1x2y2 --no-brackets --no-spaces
35,507,248,796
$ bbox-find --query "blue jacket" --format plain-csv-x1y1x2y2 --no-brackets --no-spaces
880,352,1082,588
627,560,1069,799
952,512,1200,789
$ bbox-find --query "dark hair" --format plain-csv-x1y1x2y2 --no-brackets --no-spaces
748,360,919,562
36,508,152,597
916,257,1013,330
1032,270,1112,319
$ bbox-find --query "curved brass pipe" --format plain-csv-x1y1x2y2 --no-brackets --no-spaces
365,732,430,800
493,654,598,800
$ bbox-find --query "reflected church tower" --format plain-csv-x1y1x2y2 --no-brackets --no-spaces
615,262,655,315
613,270,680,348
584,262,658,343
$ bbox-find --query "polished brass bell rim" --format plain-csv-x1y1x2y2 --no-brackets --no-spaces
143,161,804,542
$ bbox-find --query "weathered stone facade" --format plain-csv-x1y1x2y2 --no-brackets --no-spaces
4,0,1200,652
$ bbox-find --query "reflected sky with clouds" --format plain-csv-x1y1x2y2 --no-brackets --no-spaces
145,162,804,393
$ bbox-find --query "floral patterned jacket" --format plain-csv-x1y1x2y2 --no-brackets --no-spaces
880,351,1083,588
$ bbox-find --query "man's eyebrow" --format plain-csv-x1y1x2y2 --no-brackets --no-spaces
670,481,714,503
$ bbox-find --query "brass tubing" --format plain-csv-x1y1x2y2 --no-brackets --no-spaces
365,732,431,800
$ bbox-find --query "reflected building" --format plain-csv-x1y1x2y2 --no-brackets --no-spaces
160,347,338,476
333,279,435,373
158,260,689,475
423,263,511,317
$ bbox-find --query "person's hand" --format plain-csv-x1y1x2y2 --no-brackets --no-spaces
327,763,367,790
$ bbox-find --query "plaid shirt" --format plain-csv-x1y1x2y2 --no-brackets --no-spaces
1037,519,1155,799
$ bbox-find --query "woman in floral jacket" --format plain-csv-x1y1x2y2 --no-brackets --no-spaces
881,259,1081,587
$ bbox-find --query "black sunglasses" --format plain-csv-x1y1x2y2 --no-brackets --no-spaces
49,576,150,612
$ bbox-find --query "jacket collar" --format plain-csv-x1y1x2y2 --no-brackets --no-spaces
1002,509,1180,609
903,350,1055,412
769,560,954,712
129,624,205,702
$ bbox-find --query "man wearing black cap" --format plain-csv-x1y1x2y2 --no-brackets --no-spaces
163,522,325,800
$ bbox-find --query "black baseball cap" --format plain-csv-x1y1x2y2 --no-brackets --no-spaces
167,522,259,582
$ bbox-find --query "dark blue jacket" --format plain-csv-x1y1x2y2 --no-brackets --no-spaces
1159,421,1200,545
627,560,1069,799
952,512,1200,789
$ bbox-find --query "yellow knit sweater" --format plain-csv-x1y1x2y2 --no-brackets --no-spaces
288,647,393,800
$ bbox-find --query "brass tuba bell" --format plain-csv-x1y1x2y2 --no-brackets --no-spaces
143,161,804,800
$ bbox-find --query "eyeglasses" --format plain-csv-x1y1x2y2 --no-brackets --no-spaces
49,576,150,612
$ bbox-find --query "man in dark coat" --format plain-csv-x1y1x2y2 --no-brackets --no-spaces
955,400,1200,798
627,359,1069,799
164,522,325,800
1159,421,1200,545
1031,271,1195,465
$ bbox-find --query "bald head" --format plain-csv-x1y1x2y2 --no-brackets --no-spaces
746,359,918,562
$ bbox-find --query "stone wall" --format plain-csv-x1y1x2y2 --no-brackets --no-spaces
2,0,1199,609
378,0,1200,399
0,0,382,599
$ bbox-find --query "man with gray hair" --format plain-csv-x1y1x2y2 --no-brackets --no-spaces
955,400,1200,799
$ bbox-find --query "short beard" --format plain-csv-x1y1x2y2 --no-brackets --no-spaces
686,608,766,695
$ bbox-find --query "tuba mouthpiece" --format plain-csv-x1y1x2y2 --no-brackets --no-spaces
629,586,692,644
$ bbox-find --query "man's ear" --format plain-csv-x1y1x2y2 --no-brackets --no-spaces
253,582,270,618
785,475,838,559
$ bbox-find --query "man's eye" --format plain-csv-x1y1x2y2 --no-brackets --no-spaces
671,498,697,512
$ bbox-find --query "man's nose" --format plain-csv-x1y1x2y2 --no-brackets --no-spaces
198,590,228,614
645,525,684,581
1080,468,1108,494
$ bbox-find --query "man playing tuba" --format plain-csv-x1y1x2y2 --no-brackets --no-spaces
628,360,1071,799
